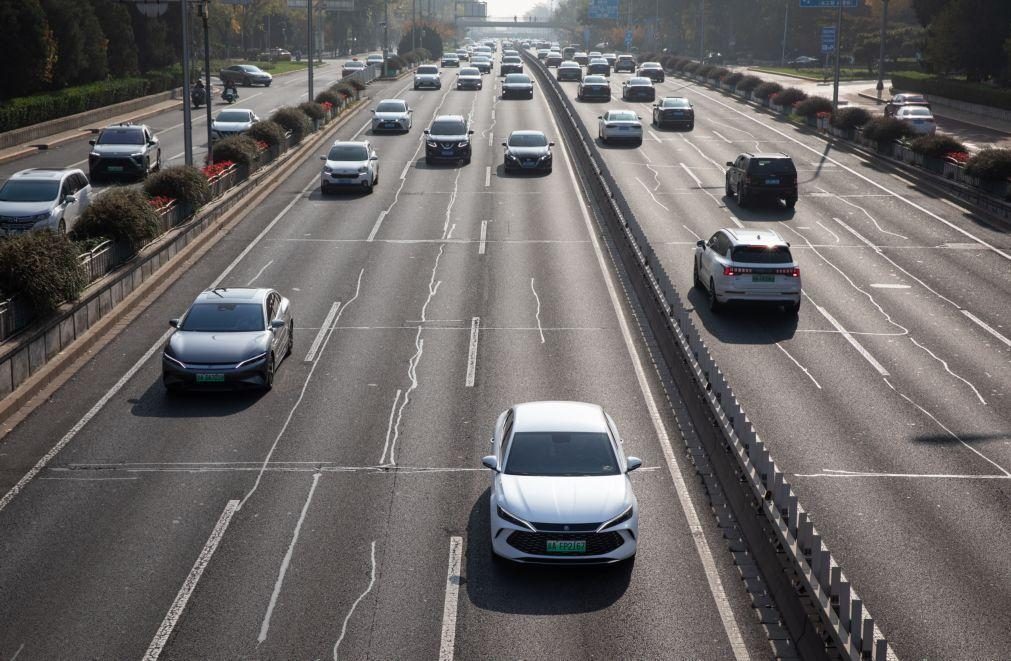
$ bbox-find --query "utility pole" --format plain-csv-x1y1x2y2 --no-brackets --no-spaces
876,0,889,101
831,0,842,110
383,0,389,77
307,0,314,101
199,1,212,164
699,0,705,63
181,0,193,166
781,0,789,67
412,0,417,50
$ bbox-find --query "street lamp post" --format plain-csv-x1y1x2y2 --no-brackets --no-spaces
307,0,314,102
199,1,212,164
876,0,889,101
699,0,705,63
181,0,193,166
831,0,842,110
781,0,789,67
382,0,389,78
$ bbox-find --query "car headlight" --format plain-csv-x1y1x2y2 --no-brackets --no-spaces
505,153,518,160
496,505,536,532
538,153,551,161
89,151,100,158
357,165,368,173
130,152,145,158
457,141,470,148
162,352,186,368
323,166,333,174
235,352,268,369
597,505,634,532
426,140,437,147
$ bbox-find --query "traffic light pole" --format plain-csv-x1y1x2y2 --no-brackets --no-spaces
832,1,842,110
200,1,213,164
308,0,314,102
876,0,888,101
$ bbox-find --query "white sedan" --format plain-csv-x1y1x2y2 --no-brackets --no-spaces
895,106,937,135
320,141,379,194
370,98,412,132
483,401,641,565
598,109,643,145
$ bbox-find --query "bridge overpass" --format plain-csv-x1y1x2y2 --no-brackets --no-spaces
455,16,567,29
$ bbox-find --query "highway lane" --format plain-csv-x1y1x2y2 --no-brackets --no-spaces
0,65,771,658
541,56,1011,659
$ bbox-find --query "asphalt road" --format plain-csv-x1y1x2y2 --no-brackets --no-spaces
542,58,1011,660
0,67,773,658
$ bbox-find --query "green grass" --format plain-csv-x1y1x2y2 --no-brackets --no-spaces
751,66,876,81
246,60,313,75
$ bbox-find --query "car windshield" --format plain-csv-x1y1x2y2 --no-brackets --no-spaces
906,108,932,116
608,111,637,121
242,66,263,73
584,76,607,84
0,180,59,202
97,129,144,145
417,65,438,74
430,120,466,135
181,303,264,332
641,62,660,68
505,74,530,84
509,133,548,147
328,145,369,161
629,78,651,85
216,111,251,123
505,431,620,476
503,57,521,63
662,98,691,108
749,158,796,174
460,69,480,76
376,101,406,112
903,95,926,103
731,245,794,264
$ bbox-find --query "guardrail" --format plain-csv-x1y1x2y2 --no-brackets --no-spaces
524,50,894,660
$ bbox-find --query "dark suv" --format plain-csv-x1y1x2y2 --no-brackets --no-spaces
724,153,798,209
88,123,160,181
614,55,637,73
424,115,474,165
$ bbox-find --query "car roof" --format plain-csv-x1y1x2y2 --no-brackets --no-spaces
509,130,546,137
560,60,579,66
589,58,607,63
583,75,608,82
9,168,78,181
330,140,370,147
628,77,652,84
723,228,786,246
100,122,147,132
433,114,466,124
195,288,268,303
512,401,610,434
743,152,791,160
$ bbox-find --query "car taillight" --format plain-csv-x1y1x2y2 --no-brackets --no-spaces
774,267,800,277
724,266,753,276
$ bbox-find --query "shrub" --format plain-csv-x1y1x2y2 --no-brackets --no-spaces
346,78,367,91
709,67,730,80
862,116,914,143
773,87,807,107
909,135,966,159
247,119,288,148
891,73,1011,112
73,187,160,253
637,52,657,64
412,47,432,61
696,64,714,77
387,54,407,70
314,89,343,107
271,107,311,143
211,135,260,167
965,148,1011,181
675,59,694,71
794,95,833,118
683,61,699,73
0,231,87,313
0,77,149,133
722,72,744,87
736,75,763,93
331,81,358,100
143,165,212,209
753,81,783,100
299,101,325,121
831,106,871,129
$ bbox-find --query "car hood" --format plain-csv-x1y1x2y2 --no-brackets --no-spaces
168,330,270,364
212,121,253,132
92,144,143,155
427,134,467,142
497,474,632,525
325,159,368,171
415,73,439,79
0,201,55,218
506,146,549,158
503,81,532,87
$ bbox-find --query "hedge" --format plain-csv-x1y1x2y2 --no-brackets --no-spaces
0,231,87,313
794,95,833,118
143,165,212,209
709,67,730,80
965,148,1011,181
314,89,343,106
753,81,783,101
73,187,160,253
298,101,325,121
683,61,700,74
736,75,764,93
862,116,915,143
271,107,311,143
247,120,288,148
831,106,871,129
696,64,715,78
909,134,966,159
891,73,1011,113
722,72,744,87
773,87,808,107
387,54,407,70
211,135,260,167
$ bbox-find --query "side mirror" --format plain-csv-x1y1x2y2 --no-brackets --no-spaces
725,161,733,167
696,240,706,249
501,141,507,146
481,455,499,471
63,194,77,204
468,130,474,134
370,155,378,161
320,155,326,160
89,139,96,146
370,109,376,113
549,141,555,146
626,456,643,472
423,129,430,134
148,140,157,146
169,318,180,328
270,318,286,329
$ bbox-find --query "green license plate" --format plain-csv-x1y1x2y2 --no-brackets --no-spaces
752,275,775,283
196,373,225,383
546,540,586,553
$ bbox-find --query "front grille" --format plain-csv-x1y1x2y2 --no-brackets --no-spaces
330,173,359,179
0,217,39,230
530,522,600,532
507,531,624,556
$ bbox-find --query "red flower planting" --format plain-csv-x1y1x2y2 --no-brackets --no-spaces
321,101,334,111
255,140,269,151
148,195,175,209
816,111,832,119
202,160,235,179
945,151,970,164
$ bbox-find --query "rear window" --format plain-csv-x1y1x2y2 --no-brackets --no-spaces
629,78,652,85
905,108,932,116
583,76,607,84
731,245,793,264
662,98,691,108
748,158,795,174
608,111,637,121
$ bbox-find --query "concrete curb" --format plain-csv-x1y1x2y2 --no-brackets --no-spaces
0,97,366,432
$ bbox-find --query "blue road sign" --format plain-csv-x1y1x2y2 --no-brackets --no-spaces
820,26,836,53
800,0,859,7
588,0,620,20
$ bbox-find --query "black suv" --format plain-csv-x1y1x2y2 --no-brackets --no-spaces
614,55,637,73
88,123,160,181
424,115,474,165
724,153,798,209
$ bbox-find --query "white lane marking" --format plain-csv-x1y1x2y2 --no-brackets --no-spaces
829,192,908,240
39,476,139,481
0,327,171,513
679,162,738,223
304,302,341,363
487,133,494,147
258,472,321,644
442,169,462,240
961,310,1011,348
465,317,480,387
245,259,274,286
437,536,464,661
367,210,388,242
378,389,402,465
690,86,1011,262
810,297,890,376
870,283,911,289
711,130,731,143
478,220,488,254
331,540,378,658
816,220,840,243
241,268,364,509
635,176,670,211
9,643,24,661
775,342,821,389
797,468,1011,479
679,134,730,172
883,378,1010,477
682,224,702,240
142,500,240,660
648,129,662,143
484,165,491,187
543,89,751,660
908,337,987,405
400,160,411,180
530,278,545,344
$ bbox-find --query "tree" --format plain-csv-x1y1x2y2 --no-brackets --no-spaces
41,0,107,87
911,0,948,27
0,0,56,98
924,0,1011,80
91,0,139,77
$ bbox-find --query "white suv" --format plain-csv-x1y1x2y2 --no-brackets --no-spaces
0,168,92,235
693,228,801,314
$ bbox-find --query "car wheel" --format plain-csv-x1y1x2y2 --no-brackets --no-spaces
736,184,748,208
708,279,722,313
286,322,294,357
263,353,275,390
464,156,471,165
693,261,702,289
725,177,733,197
785,196,797,209
786,300,801,316
687,122,694,131
425,156,433,165
154,150,162,171
321,184,329,195
635,138,643,146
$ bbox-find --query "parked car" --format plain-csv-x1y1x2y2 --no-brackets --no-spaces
693,228,801,314
895,106,937,135
0,168,91,235
621,77,656,102
319,140,379,194
257,48,291,61
365,54,384,67
614,54,636,73
884,93,931,118
219,64,273,87
424,115,474,165
652,97,694,130
598,109,643,145
370,99,412,132
211,108,259,140
502,73,534,99
162,288,293,392
88,122,160,181
788,55,819,67
577,75,611,101
724,152,798,208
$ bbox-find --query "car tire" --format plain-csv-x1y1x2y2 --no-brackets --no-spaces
464,156,471,165
693,261,702,289
725,177,733,197
263,353,275,390
786,301,801,316
785,196,797,209
58,218,66,234
286,322,294,357
736,184,748,208
635,138,643,146
687,122,694,131
321,184,329,195
708,279,723,313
